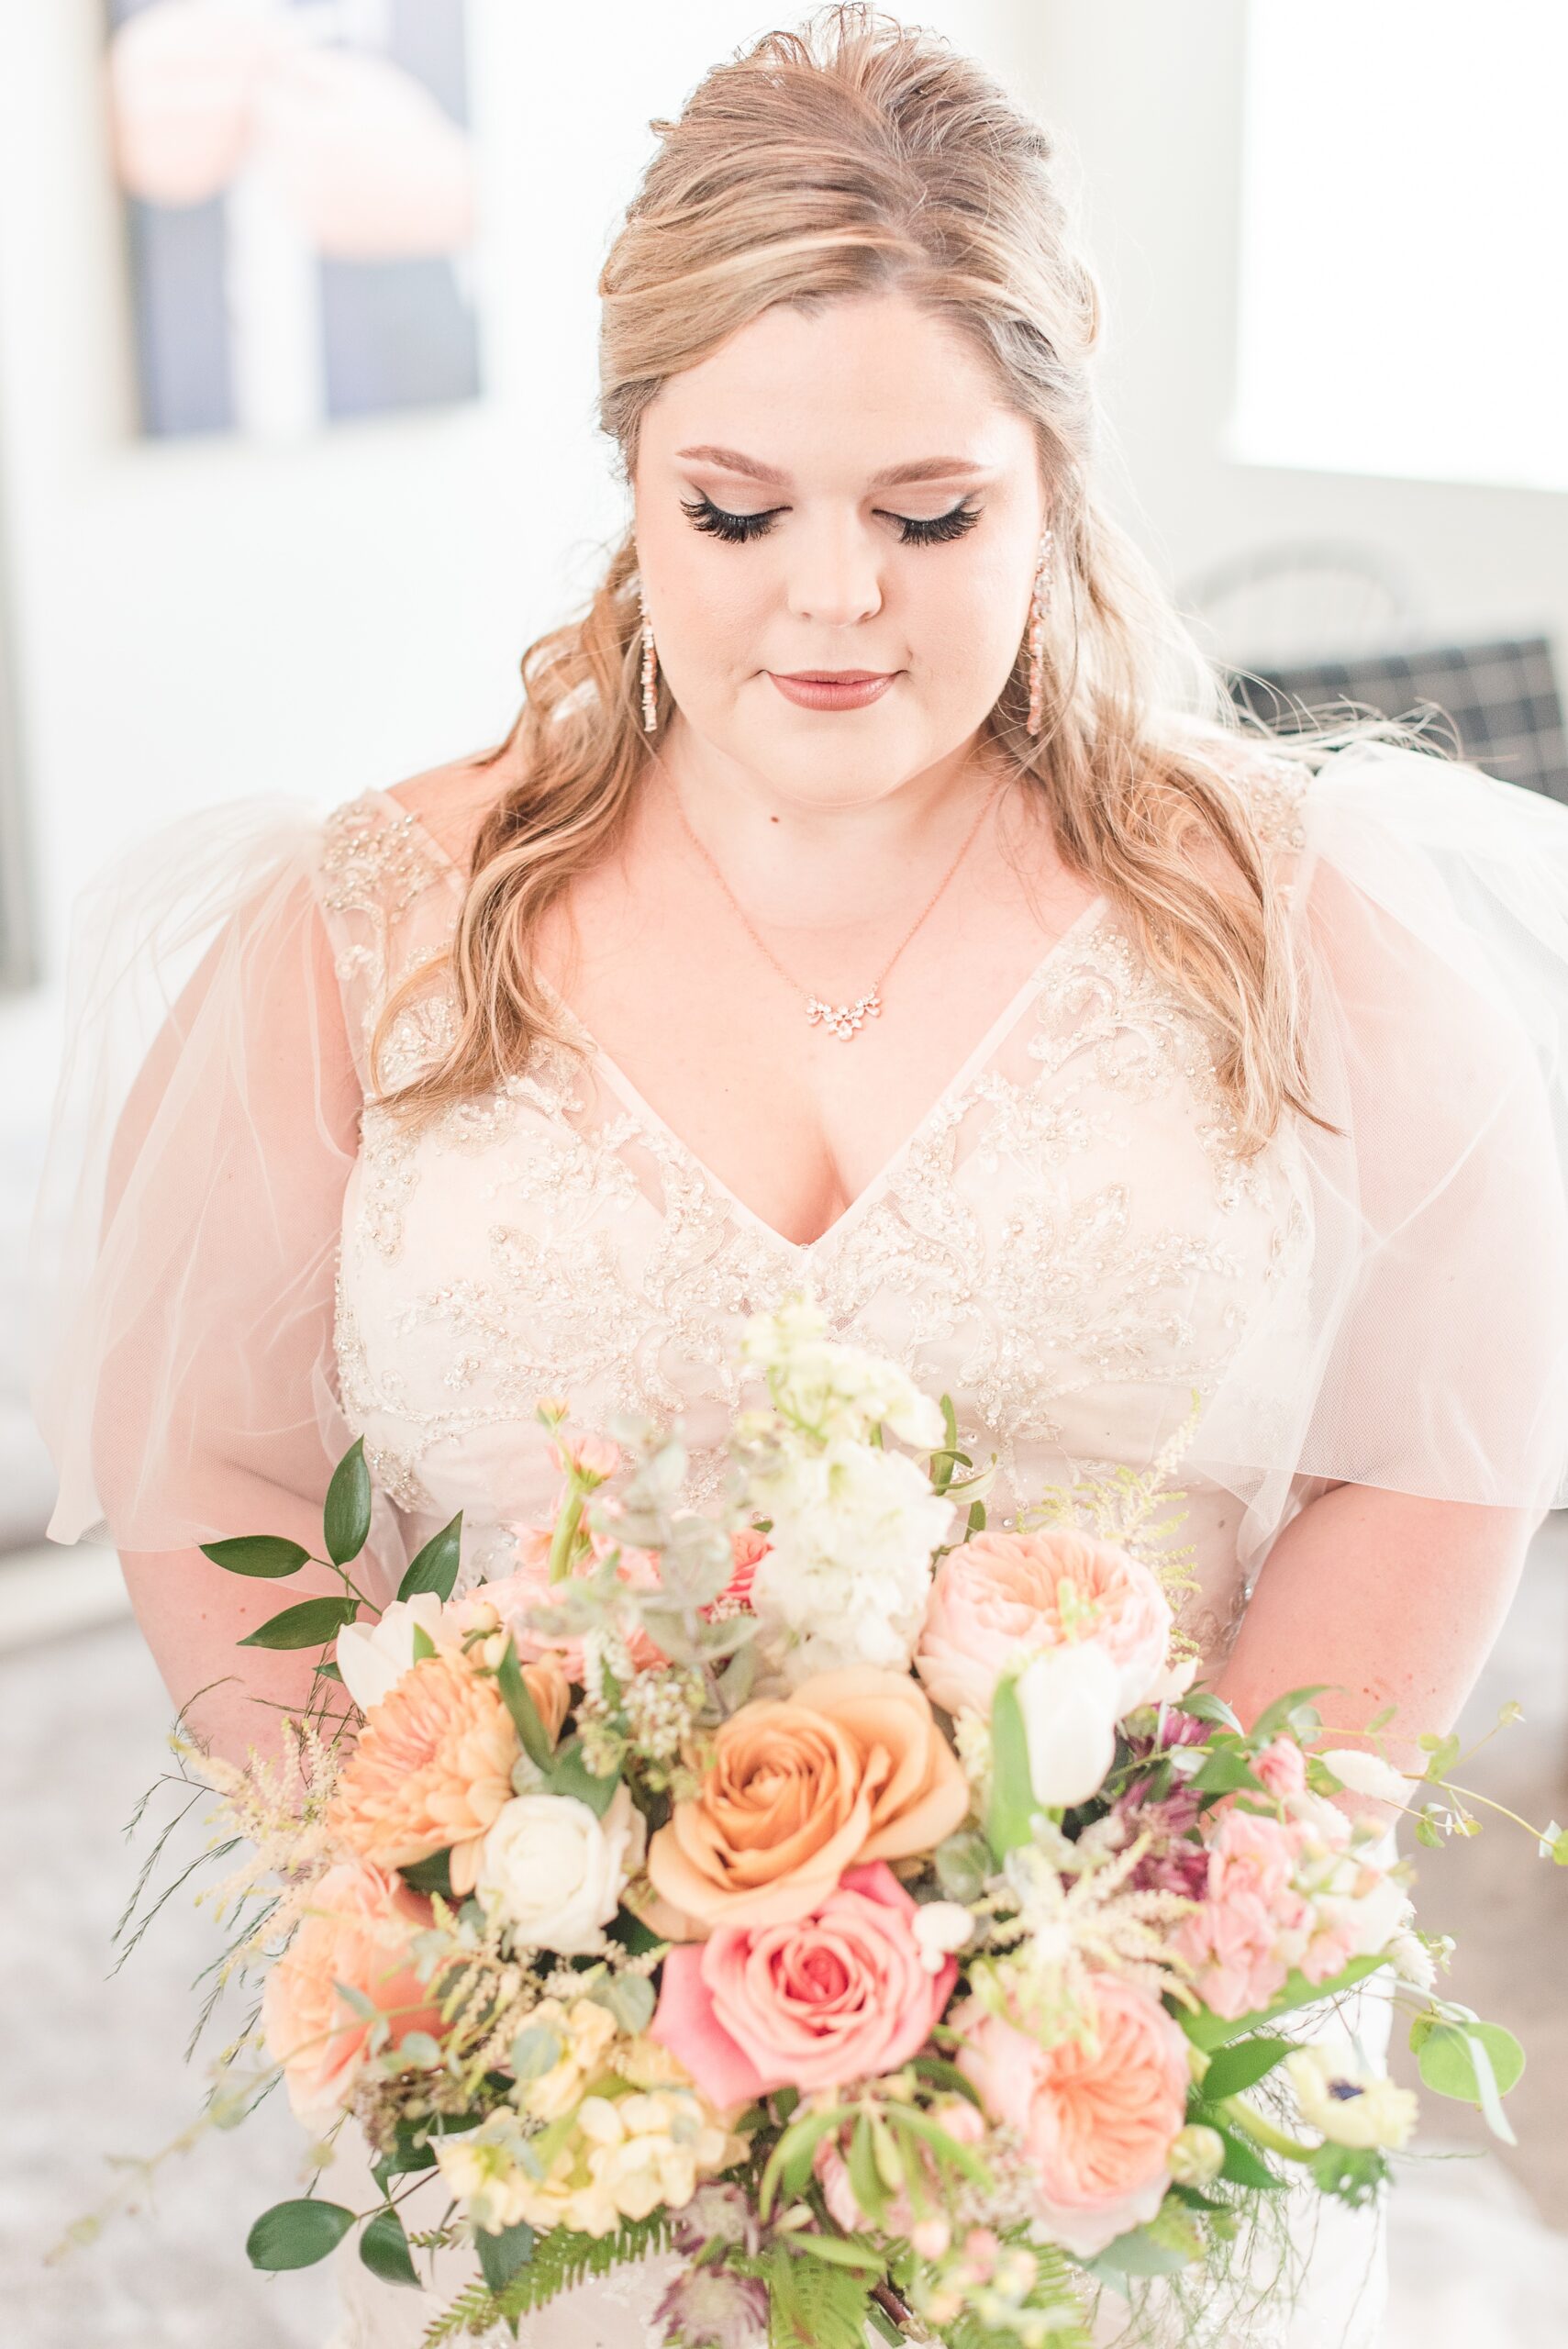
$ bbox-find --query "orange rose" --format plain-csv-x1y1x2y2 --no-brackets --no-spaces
647,1666,969,1932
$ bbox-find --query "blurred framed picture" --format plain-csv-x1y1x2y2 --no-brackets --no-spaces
104,0,482,439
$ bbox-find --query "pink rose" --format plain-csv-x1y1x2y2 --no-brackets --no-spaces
1254,1736,1307,1800
953,1972,1190,2256
915,1528,1172,1720
260,1861,444,2123
649,1863,957,2106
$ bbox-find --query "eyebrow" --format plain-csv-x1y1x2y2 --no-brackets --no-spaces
674,443,990,490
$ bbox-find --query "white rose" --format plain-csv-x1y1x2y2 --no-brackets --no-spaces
475,1785,646,1955
335,1591,448,1716
751,1437,953,1673
1014,1642,1121,1810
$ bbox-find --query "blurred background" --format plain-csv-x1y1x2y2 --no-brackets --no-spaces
2,2,1565,2342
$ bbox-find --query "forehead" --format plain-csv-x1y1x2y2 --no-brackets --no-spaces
639,291,1033,480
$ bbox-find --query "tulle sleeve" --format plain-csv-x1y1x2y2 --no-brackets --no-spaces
26,794,405,1577
1189,737,1568,1562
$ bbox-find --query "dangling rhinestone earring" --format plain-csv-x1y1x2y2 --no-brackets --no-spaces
1026,526,1055,737
638,584,659,733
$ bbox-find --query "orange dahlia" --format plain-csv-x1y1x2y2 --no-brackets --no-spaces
325,1648,567,1892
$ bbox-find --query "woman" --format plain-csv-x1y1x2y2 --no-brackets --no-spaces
30,9,1568,2345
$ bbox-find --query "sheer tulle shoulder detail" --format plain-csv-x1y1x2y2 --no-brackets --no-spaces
1187,737,1568,1530
315,788,467,1090
26,785,462,1556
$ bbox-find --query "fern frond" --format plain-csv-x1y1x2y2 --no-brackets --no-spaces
417,2213,674,2343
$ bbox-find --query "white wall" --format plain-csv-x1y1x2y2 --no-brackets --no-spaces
0,0,1037,1102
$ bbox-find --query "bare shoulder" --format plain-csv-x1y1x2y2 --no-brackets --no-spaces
381,740,519,867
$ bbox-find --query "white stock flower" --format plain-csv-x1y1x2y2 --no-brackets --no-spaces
475,1785,646,1956
742,1301,945,1448
334,1592,449,1716
1014,1642,1121,1810
750,1437,953,1674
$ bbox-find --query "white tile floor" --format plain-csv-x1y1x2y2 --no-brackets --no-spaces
3,1526,1566,2344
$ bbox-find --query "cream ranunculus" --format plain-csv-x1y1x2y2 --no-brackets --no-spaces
475,1785,646,1955
335,1591,450,1716
1013,1642,1121,1810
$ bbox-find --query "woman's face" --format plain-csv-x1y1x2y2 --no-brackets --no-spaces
631,291,1049,811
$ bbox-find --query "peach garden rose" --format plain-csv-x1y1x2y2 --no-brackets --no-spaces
914,1526,1173,1720
954,1969,1191,2257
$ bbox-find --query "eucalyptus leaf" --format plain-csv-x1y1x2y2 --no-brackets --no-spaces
238,1595,361,1651
1084,2225,1194,2282
510,2025,563,2081
200,1535,311,1579
247,2199,357,2271
397,1512,463,1603
1416,2021,1524,2126
324,1437,373,1567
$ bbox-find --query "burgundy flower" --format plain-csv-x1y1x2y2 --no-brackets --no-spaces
1113,1778,1210,1899
654,2265,769,2349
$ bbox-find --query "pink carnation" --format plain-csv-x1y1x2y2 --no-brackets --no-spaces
1254,1736,1308,1800
915,1528,1172,1720
1173,1809,1310,2019
649,1863,957,2106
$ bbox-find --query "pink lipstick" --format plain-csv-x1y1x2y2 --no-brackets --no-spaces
768,670,897,711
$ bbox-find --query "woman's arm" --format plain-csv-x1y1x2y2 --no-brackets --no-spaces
1215,1481,1545,1820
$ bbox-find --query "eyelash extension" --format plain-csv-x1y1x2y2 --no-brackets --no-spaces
679,495,782,544
678,493,983,546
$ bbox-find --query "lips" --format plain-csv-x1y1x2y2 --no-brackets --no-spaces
768,671,898,711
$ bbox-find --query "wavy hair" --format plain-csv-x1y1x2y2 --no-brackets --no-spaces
373,4,1407,1154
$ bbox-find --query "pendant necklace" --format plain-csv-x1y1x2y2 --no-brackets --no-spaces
665,760,1003,1041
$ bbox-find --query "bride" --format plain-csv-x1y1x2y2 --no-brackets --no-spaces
30,8,1568,2345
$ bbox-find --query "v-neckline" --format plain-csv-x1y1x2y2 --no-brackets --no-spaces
550,890,1110,1255
372,785,1109,1257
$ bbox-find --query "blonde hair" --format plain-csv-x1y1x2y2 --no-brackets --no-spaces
374,5,1399,1154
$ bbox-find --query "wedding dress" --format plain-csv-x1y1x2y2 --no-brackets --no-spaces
29,729,1568,2346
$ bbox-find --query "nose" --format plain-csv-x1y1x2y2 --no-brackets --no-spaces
784,513,884,629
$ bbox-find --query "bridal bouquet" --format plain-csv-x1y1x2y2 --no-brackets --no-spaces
100,1302,1549,2346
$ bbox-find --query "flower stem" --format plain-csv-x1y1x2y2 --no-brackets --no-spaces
1219,2097,1316,2163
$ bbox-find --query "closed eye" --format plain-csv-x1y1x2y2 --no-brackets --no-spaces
679,493,984,547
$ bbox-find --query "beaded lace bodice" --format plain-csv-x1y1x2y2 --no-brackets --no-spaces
316,767,1314,1669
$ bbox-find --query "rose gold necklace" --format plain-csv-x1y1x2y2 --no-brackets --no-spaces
661,756,1004,1042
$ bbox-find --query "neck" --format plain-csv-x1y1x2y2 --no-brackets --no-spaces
644,718,1005,933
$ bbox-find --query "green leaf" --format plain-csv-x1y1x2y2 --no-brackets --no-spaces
237,1594,361,1651
1421,1732,1462,1783
1175,1954,1385,2051
986,1673,1040,1858
546,1737,619,1819
932,1395,960,1494
606,1904,664,1957
1212,2127,1284,2192
1198,2035,1295,2101
965,1499,986,1540
410,1623,437,1663
885,2103,992,2188
314,1658,344,1684
495,1637,556,1772
324,1437,373,1566
1416,2021,1524,2111
784,2230,886,2273
1550,1830,1568,1866
358,2206,419,2287
397,1512,463,1603
1249,1684,1334,1742
1084,2223,1194,2281
476,2218,536,2291
1309,2142,1388,2208
909,2052,984,2108
247,2199,357,2271
847,2111,885,2226
1188,1749,1269,1798
758,2107,849,2218
399,1849,454,1897
1174,1691,1243,1732
200,1535,311,1579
